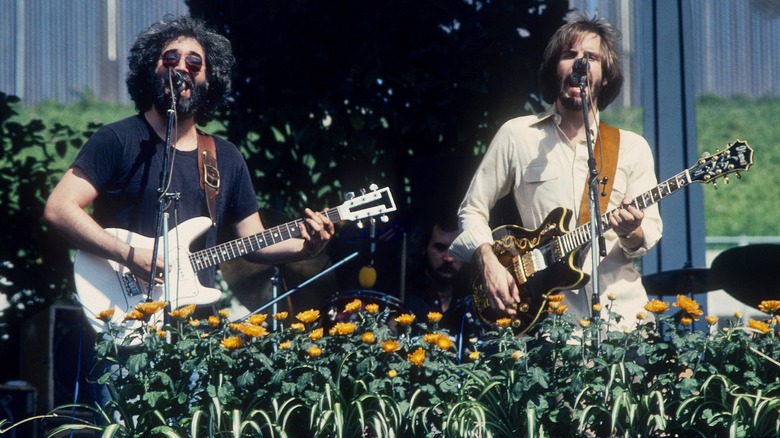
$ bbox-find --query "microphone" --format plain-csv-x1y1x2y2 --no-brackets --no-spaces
569,57,589,84
168,68,186,95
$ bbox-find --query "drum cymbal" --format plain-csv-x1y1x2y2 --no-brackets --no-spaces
641,268,716,296
710,244,780,307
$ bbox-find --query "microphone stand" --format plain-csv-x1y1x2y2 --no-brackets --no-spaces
147,69,181,329
578,73,606,350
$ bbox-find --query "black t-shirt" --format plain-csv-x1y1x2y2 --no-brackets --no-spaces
72,114,260,287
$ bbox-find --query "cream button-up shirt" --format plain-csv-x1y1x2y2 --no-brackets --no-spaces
451,107,663,329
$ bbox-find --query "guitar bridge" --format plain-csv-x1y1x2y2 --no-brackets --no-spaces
122,273,144,297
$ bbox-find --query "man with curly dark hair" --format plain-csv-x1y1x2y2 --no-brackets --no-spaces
44,16,333,303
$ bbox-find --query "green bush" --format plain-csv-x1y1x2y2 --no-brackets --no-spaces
4,296,780,437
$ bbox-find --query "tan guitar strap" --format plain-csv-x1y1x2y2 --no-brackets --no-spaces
197,133,220,226
577,123,620,226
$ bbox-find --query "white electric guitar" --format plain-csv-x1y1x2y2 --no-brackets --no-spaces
74,186,396,339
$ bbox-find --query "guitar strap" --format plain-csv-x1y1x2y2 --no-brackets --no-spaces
577,122,620,226
197,132,220,226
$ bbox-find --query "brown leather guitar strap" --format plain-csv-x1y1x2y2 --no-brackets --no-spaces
197,133,220,226
577,122,620,226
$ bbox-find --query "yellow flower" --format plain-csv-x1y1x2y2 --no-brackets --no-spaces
135,301,167,316
97,308,116,322
207,315,221,327
496,318,512,328
332,322,358,335
636,312,647,321
278,341,292,349
247,314,268,326
578,319,591,328
644,299,669,314
344,299,362,313
408,347,426,366
169,304,196,320
365,303,379,314
680,317,693,326
290,323,305,332
747,318,772,334
273,312,288,320
512,350,524,361
156,330,167,339
189,319,201,327
362,332,375,343
758,300,780,315
308,346,323,358
436,336,454,351
734,311,743,319
548,302,568,315
395,313,416,326
240,324,269,338
123,309,145,321
427,312,443,323
468,351,480,361
381,339,400,353
296,309,321,323
607,293,617,301
423,333,443,344
673,295,704,320
592,303,603,312
218,309,230,318
309,327,324,341
547,294,564,303
387,369,397,378
220,336,244,350
705,315,719,326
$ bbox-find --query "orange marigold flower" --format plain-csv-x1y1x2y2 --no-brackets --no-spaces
644,299,669,314
344,299,362,313
673,295,704,320
278,341,292,349
309,327,324,341
273,312,288,320
169,304,196,320
548,302,568,315
308,346,323,358
636,312,647,321
427,312,443,323
207,315,221,327
97,308,116,322
387,369,397,378
592,303,603,312
436,336,454,351
362,332,375,343
156,330,167,339
247,314,268,326
408,347,426,366
395,313,415,326
705,315,719,326
496,318,512,328
189,319,201,327
239,324,268,338
290,323,305,332
332,322,358,336
747,318,772,334
512,350,524,361
734,311,743,319
296,309,321,323
220,336,244,350
365,303,380,314
423,333,442,344
680,317,693,326
218,309,230,318
607,293,617,301
547,294,564,303
123,309,145,321
381,339,400,353
468,351,480,361
758,300,780,315
135,301,167,316
579,319,591,328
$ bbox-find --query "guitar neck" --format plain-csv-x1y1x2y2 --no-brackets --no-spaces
559,169,691,255
189,208,342,271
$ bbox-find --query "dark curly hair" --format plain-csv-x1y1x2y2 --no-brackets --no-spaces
126,15,235,124
538,14,624,111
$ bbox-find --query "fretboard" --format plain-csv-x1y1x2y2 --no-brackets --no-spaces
556,169,691,257
189,208,342,272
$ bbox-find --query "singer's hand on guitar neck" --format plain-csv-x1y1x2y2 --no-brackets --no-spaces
474,243,520,316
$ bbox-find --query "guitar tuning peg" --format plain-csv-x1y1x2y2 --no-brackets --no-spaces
345,192,355,200
723,176,730,185
380,215,389,223
360,188,367,195
712,182,719,190
369,183,378,191
701,151,711,159
735,172,742,179
356,221,364,229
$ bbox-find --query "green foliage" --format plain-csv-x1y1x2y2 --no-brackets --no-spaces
6,298,780,437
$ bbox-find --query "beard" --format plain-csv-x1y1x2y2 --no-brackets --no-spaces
558,76,603,111
152,74,209,119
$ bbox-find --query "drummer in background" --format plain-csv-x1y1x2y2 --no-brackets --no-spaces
405,211,473,336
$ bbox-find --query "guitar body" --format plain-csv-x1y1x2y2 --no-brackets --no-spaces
472,207,590,333
73,216,222,338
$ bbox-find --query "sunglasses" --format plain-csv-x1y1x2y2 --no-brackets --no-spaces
161,50,203,73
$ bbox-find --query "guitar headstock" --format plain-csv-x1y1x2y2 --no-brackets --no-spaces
689,140,754,186
338,184,397,222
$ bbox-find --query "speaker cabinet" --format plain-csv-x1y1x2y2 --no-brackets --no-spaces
0,383,37,437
